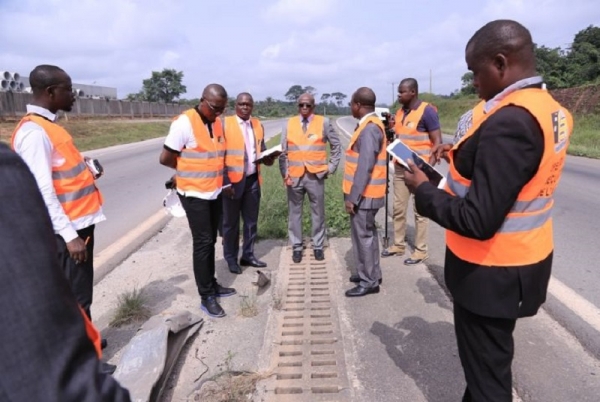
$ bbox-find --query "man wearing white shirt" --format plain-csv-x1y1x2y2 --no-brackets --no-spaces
222,93,274,274
11,65,105,320
160,84,236,318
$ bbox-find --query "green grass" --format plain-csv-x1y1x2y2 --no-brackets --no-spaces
0,119,170,151
109,287,151,327
258,134,350,239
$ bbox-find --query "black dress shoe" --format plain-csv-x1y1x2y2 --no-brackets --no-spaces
240,257,267,268
101,362,117,375
345,285,380,297
201,296,226,317
349,275,360,283
214,283,236,297
314,249,324,261
228,263,242,274
101,338,107,350
404,257,428,266
292,250,302,263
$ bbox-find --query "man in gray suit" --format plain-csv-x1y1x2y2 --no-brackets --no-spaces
222,93,274,274
279,93,341,263
343,87,387,297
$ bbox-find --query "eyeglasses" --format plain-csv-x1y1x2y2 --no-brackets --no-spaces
298,103,314,108
203,99,226,113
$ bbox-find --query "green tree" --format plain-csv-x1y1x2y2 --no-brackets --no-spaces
285,85,304,101
331,92,347,107
460,72,476,95
141,68,187,103
535,45,570,89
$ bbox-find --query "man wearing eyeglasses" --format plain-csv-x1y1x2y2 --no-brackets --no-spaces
221,93,274,274
279,93,342,263
10,65,115,374
160,84,236,318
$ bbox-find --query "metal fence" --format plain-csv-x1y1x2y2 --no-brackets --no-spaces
0,92,188,119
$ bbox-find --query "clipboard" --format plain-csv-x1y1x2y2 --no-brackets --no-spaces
254,144,282,164
386,139,447,189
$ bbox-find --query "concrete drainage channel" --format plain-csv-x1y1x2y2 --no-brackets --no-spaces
261,246,351,401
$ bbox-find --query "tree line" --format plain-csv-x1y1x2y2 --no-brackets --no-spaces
458,25,600,96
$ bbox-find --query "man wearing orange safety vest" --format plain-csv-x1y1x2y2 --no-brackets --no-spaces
160,84,236,319
382,78,442,265
405,20,572,401
11,65,115,375
222,93,274,274
279,93,341,264
343,87,387,297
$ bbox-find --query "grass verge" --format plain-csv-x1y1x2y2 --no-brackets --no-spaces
258,134,350,239
109,287,151,328
0,119,170,151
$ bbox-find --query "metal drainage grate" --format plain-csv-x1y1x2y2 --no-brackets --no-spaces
263,247,350,401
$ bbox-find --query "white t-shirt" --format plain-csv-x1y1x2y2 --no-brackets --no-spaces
164,112,222,200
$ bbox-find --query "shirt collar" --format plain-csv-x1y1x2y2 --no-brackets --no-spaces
236,115,252,125
26,104,57,122
299,114,314,122
484,76,543,113
358,111,377,126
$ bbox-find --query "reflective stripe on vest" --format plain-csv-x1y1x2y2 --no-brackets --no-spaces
342,115,387,198
10,115,103,221
287,115,328,177
176,109,225,193
223,115,264,185
444,88,572,266
394,101,433,156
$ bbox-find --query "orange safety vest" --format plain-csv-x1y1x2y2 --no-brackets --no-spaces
343,115,387,198
223,115,264,185
394,101,434,156
472,100,485,125
11,115,103,221
445,88,572,266
286,115,328,177
176,109,225,193
79,305,102,358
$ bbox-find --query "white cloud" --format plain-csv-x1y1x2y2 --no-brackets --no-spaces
263,0,338,25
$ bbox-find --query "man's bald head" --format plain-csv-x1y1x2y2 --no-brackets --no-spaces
352,87,376,107
466,19,536,71
400,78,418,93
29,65,69,95
236,92,253,102
202,83,228,100
298,93,315,104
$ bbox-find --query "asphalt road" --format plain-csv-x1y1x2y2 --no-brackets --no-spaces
84,118,286,269
337,115,600,360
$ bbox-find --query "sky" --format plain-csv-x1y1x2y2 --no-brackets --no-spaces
1,0,599,104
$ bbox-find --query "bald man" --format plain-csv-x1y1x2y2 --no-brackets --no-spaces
160,84,236,318
279,93,341,263
343,88,387,297
405,20,573,401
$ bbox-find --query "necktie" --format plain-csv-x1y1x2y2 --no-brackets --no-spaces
243,120,251,170
302,118,308,133
354,123,359,131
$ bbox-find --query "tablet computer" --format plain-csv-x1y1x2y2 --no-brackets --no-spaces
386,139,446,189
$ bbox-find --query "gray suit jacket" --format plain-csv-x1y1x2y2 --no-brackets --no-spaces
278,115,342,187
344,122,386,210
223,118,267,199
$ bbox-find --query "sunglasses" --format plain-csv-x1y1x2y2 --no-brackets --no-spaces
298,103,314,108
203,99,226,113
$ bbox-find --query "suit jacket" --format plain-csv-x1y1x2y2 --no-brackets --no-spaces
223,118,267,200
278,115,342,187
0,142,131,402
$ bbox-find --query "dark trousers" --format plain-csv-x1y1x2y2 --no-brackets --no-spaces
454,303,517,402
56,225,95,319
222,173,260,264
179,194,222,297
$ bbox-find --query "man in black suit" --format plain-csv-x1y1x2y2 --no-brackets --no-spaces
0,143,130,401
222,93,274,274
405,20,572,401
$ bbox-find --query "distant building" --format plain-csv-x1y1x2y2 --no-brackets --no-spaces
1,69,117,99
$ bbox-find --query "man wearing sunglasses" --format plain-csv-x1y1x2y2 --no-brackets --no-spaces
279,93,341,263
10,65,116,374
160,84,236,318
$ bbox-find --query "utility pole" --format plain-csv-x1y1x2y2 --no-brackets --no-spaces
429,70,432,94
